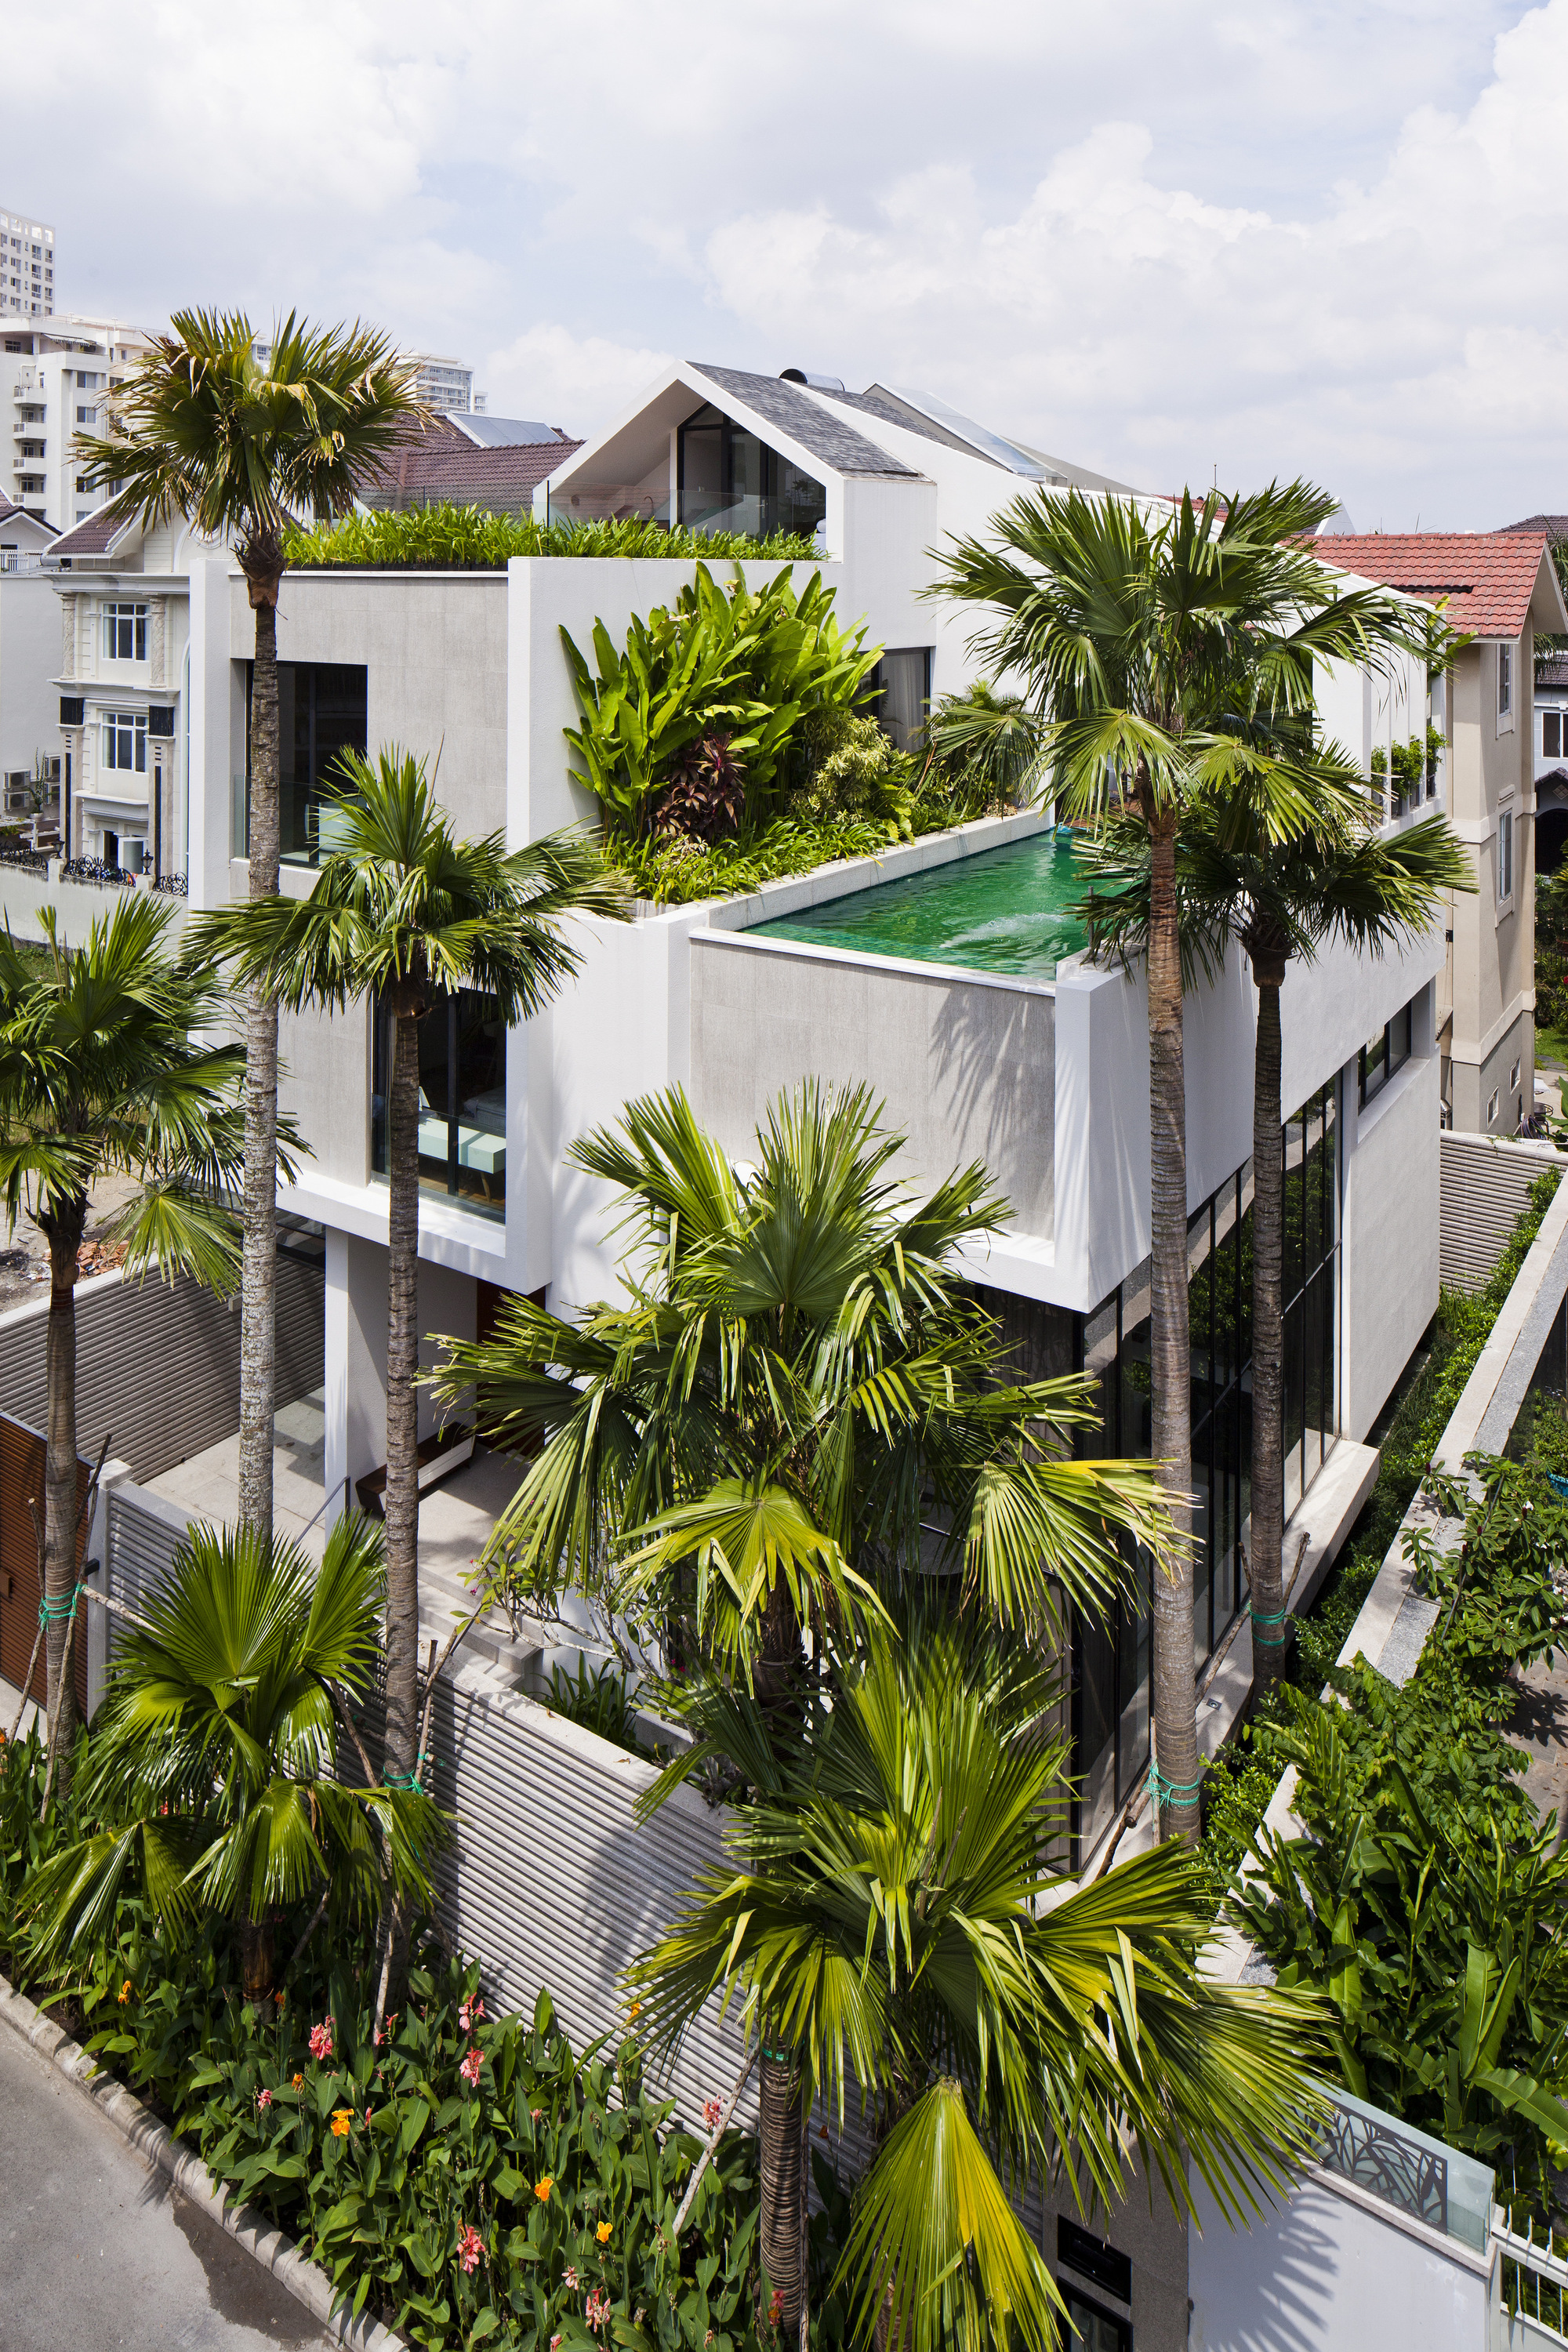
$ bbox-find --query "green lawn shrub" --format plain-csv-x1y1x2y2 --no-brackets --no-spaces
283,507,821,569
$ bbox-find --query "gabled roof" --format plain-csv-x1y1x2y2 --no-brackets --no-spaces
47,506,136,559
358,414,583,515
688,366,918,477
0,492,57,539
1305,530,1568,639
1504,514,1568,540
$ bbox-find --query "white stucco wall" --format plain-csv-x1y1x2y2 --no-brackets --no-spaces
1188,2166,1495,2351
322,1229,479,1506
1341,986,1442,1441
0,573,59,782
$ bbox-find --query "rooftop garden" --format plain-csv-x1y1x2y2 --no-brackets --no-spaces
558,563,1041,905
281,504,823,571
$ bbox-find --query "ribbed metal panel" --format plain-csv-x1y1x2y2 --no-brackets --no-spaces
107,1485,191,1633
0,1253,324,1483
1440,1134,1565,1293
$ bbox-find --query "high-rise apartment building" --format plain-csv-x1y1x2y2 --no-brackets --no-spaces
1,210,56,318
1,314,153,527
406,352,475,412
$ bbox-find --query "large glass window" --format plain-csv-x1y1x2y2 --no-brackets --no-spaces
102,601,147,661
371,987,506,1224
869,649,932,750
244,661,368,865
1359,996,1414,1107
676,403,827,543
1065,1079,1339,1863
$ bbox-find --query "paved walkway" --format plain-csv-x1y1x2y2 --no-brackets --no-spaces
0,2017,332,2350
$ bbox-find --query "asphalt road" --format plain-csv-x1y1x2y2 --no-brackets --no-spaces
0,2020,334,2351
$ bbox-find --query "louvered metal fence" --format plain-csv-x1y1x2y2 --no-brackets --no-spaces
1439,1134,1566,1294
0,1250,323,1483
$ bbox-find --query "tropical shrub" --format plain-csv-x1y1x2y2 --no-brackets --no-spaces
785,709,913,833
923,679,1044,810
610,816,908,908
0,1729,816,2352
560,568,878,839
1229,1457,1568,2216
282,506,820,570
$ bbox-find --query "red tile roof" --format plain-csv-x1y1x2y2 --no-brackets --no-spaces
1305,530,1552,638
357,416,582,517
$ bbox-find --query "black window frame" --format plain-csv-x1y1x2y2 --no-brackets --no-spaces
242,659,368,866
1359,998,1414,1108
675,402,826,544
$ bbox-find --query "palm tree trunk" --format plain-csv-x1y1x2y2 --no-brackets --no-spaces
1248,956,1288,1691
238,590,281,1544
238,1911,275,2008
41,1203,85,1794
759,2038,808,2346
383,1007,423,1783
1146,817,1200,1843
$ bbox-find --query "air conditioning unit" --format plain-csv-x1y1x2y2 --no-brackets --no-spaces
147,705,176,738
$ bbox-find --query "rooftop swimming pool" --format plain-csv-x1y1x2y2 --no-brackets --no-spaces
746,825,1088,982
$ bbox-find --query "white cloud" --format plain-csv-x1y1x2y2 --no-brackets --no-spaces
481,325,676,437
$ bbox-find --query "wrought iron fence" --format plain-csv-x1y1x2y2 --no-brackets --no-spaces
1316,2096,1448,2234
60,857,136,888
150,870,189,897
0,844,53,875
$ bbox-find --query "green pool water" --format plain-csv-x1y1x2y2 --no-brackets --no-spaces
748,826,1088,982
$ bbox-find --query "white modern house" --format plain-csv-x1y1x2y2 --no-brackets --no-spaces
0,361,1454,1867
0,492,60,816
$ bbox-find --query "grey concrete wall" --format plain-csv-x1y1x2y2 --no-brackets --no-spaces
689,933,1054,1239
0,868,189,946
237,570,510,844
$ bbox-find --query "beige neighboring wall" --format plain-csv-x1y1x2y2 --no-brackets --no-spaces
230,569,509,843
1445,626,1534,1134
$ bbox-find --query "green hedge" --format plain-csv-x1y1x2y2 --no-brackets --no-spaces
282,506,821,571
1200,1164,1564,1900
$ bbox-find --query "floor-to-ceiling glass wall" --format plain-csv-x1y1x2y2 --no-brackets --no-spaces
1067,1075,1340,1861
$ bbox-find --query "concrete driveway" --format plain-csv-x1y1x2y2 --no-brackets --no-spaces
0,2017,333,2350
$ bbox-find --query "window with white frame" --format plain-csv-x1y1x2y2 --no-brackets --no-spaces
1498,808,1515,906
101,710,147,772
102,601,147,661
1499,641,1513,722
1547,709,1563,760
1489,1090,1500,1126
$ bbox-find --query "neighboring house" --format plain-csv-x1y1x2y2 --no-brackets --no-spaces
0,492,61,822
40,502,216,876
1303,531,1568,1134
357,413,581,518
0,311,154,528
0,364,1450,1875
1534,648,1568,873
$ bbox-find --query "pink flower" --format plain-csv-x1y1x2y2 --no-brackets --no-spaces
365,2107,373,2125
551,2339,562,2350
702,2097,723,2132
309,2020,333,2062
257,2089,273,2111
564,2266,580,2292
530,2106,543,2122
458,1996,487,2034
460,2048,483,2088
457,2223,484,2276
586,2288,612,2332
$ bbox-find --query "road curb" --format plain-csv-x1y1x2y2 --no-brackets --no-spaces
0,1971,406,2350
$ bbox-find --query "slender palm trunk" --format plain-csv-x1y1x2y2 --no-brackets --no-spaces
40,1202,85,1792
1248,954,1288,1690
238,588,281,1544
1146,817,1200,1842
383,1007,423,1781
756,1577,808,2342
239,1911,275,2008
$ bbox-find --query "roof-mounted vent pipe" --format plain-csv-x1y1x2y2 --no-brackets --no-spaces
779,368,846,392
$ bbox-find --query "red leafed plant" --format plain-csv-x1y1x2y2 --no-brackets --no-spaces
651,733,746,844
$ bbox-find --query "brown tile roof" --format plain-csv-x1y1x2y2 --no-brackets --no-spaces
1305,530,1552,638
357,415,582,517
48,506,132,557
1504,514,1568,540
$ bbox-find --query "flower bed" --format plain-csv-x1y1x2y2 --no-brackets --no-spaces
0,1729,844,2352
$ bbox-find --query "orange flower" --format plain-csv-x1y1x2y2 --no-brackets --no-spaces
534,2176,554,2202
116,1980,132,2005
626,2001,642,2020
330,2109,354,2138
291,2074,304,2091
596,2221,612,2245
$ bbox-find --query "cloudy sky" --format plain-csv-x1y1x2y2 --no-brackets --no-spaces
13,1,1566,525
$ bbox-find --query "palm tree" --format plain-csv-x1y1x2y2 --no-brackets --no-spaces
1079,787,1472,1692
191,748,630,1795
431,1080,1173,2339
0,897,250,1785
632,1615,1324,2352
76,311,427,1552
24,1513,438,2003
935,484,1424,1838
